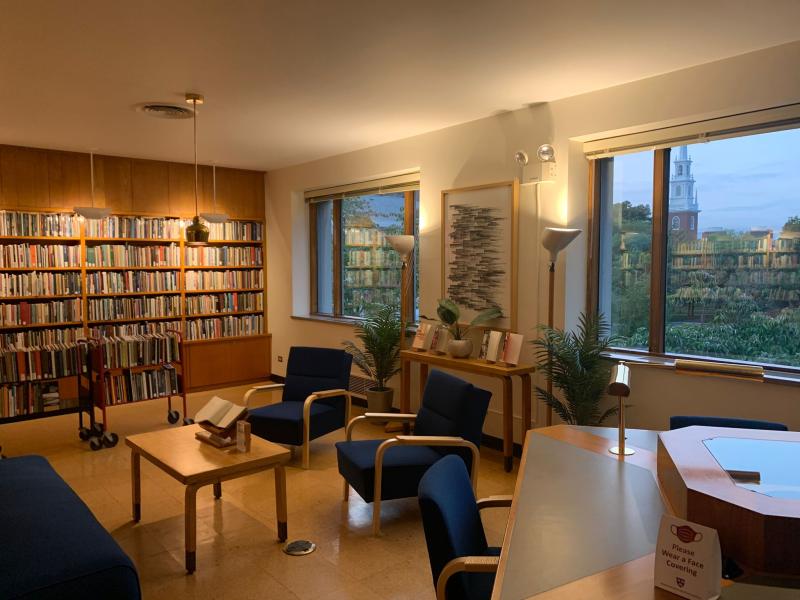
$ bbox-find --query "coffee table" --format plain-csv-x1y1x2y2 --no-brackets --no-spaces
126,424,291,573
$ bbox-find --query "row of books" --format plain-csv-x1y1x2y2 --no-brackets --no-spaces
85,244,180,268
344,247,401,268
184,315,263,340
0,211,79,238
103,366,179,405
343,227,391,247
0,272,82,297
411,324,524,365
0,244,81,268
89,321,181,338
86,270,179,294
87,296,181,321
0,299,82,327
671,238,771,254
1,327,84,347
207,221,263,241
0,343,83,383
185,292,263,314
184,270,263,290
344,287,399,309
343,268,400,288
96,332,181,369
0,384,69,418
773,255,799,268
184,246,263,267
84,216,182,239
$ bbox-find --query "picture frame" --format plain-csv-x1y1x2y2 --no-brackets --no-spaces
441,180,519,331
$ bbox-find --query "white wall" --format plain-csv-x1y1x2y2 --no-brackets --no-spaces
266,41,800,440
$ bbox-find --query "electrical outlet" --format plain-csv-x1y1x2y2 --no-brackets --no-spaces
277,355,284,363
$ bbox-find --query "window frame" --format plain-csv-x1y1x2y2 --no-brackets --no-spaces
586,146,800,375
309,190,418,322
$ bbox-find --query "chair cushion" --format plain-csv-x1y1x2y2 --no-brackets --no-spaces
283,347,352,409
336,439,443,503
249,400,345,446
0,455,140,600
670,415,788,431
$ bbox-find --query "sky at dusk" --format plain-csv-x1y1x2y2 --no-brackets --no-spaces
611,128,800,235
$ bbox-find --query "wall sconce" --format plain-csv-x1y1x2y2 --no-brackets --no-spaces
516,144,557,186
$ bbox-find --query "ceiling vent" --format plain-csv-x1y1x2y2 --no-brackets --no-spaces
140,104,193,119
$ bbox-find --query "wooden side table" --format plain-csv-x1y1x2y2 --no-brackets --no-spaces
400,349,534,472
126,424,291,573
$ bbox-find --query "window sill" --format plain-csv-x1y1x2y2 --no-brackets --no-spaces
601,350,800,388
291,314,362,327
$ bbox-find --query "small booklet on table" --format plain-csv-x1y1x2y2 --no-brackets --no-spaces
194,396,248,447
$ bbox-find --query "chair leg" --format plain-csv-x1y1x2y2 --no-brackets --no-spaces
302,442,310,469
372,497,382,536
343,479,350,501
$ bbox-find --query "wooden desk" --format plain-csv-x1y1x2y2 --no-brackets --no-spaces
493,426,798,599
400,349,534,472
126,424,290,574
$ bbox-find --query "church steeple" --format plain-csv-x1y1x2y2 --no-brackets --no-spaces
669,145,700,240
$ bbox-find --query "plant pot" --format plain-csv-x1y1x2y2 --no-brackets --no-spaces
366,387,394,419
447,339,473,358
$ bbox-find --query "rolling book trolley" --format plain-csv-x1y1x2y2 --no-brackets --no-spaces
87,329,188,450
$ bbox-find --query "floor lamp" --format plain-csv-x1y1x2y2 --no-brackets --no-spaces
541,227,582,426
386,234,415,433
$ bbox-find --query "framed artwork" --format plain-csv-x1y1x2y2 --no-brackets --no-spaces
441,180,519,331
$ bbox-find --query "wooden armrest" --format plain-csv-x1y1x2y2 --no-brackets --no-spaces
395,435,466,446
378,436,481,491
476,495,513,510
307,388,351,400
436,556,499,600
346,413,416,441
243,383,284,408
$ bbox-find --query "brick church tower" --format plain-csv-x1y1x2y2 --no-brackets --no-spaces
669,145,700,241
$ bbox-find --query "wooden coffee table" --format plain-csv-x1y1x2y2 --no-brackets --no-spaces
126,424,291,574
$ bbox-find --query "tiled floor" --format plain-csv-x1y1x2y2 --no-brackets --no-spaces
0,383,516,600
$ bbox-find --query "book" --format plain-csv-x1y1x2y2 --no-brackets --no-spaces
411,323,431,351
500,332,524,366
195,430,236,448
478,330,491,360
485,331,504,363
195,395,248,436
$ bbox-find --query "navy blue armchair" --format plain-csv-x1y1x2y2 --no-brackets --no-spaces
245,347,353,468
336,369,491,535
670,416,788,431
418,455,511,600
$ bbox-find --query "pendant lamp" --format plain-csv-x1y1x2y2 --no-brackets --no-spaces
185,93,210,246
199,165,229,224
74,152,111,219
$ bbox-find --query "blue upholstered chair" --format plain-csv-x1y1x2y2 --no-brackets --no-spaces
418,455,511,600
245,347,353,468
670,416,788,431
336,369,491,535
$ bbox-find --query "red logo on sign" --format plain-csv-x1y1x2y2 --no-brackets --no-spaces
676,577,686,588
671,524,703,543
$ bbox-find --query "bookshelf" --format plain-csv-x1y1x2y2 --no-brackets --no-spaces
342,222,402,313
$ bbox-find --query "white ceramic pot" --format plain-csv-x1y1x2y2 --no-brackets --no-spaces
447,339,473,358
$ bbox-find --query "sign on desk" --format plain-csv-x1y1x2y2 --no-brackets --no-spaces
655,514,721,600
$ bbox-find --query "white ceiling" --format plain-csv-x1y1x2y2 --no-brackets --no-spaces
1,0,799,171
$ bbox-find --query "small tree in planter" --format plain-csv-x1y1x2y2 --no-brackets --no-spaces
343,305,402,414
531,312,618,425
436,298,502,357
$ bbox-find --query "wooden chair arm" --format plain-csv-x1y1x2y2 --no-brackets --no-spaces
244,383,285,408
345,413,417,441
435,555,500,600
301,389,353,469
476,495,513,510
307,388,350,400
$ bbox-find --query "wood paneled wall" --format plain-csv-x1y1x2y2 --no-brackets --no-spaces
0,145,265,219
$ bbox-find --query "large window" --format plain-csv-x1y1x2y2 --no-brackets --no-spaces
309,185,419,320
593,127,800,370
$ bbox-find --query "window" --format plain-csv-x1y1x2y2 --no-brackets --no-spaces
308,179,419,320
591,127,800,370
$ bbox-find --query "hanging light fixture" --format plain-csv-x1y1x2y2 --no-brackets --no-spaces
199,165,229,224
74,152,111,220
185,92,210,246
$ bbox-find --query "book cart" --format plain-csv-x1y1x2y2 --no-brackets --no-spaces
86,329,188,450
0,339,99,454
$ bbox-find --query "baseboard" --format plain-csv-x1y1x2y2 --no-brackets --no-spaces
481,433,523,458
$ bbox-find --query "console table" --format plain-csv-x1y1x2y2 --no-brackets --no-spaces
399,349,534,472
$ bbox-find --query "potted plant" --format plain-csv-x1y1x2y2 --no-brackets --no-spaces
343,305,402,414
531,312,619,425
436,298,502,358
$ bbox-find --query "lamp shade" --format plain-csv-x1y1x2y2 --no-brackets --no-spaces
386,234,415,260
74,206,111,220
541,227,581,262
199,212,229,224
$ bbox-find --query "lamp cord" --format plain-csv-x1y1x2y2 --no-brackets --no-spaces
193,98,198,215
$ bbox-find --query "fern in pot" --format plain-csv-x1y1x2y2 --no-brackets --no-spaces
531,312,618,425
343,305,402,414
436,299,502,358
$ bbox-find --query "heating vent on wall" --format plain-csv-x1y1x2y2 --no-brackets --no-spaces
348,375,372,399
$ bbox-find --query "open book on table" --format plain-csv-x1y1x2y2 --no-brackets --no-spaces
195,396,248,437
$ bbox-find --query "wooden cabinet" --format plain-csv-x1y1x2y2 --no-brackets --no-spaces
184,335,271,390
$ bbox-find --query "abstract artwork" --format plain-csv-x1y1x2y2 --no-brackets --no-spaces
441,181,518,330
